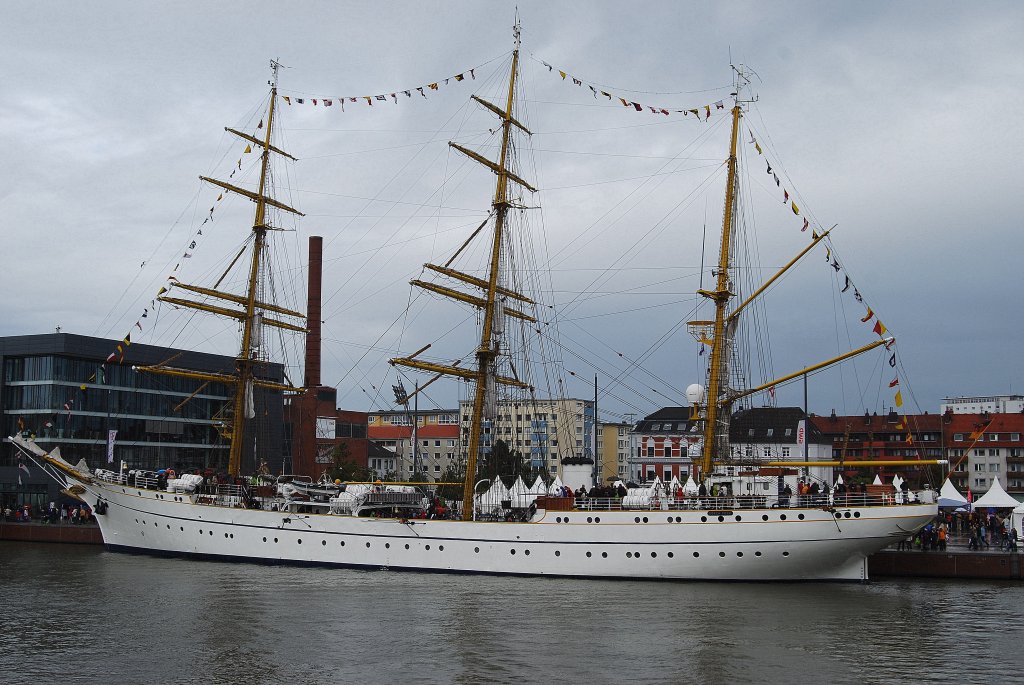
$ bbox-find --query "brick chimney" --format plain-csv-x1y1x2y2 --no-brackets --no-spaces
305,236,322,388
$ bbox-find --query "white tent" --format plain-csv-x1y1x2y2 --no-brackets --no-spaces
1010,501,1024,538
892,474,904,491
972,476,1021,509
937,480,969,508
547,475,565,496
683,476,699,495
872,474,883,486
477,478,509,514
833,474,845,489
529,475,548,495
669,475,682,495
507,476,535,507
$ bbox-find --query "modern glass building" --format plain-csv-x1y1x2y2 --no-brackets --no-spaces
1,333,283,502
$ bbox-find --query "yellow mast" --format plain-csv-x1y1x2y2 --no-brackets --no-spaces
138,60,305,477
390,21,533,520
697,82,744,477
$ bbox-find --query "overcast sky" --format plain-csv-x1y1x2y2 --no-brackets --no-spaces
3,1,1023,422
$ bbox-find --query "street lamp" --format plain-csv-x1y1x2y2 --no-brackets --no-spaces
473,478,491,522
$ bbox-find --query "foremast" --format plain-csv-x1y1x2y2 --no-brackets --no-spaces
390,22,535,520
137,61,306,477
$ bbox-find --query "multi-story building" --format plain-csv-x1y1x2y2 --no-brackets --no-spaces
629,407,701,482
943,411,1024,497
367,409,460,481
457,398,595,477
597,421,631,482
1,332,283,509
941,394,1024,415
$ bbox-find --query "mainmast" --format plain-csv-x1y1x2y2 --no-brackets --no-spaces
390,21,535,520
690,68,747,477
138,60,306,477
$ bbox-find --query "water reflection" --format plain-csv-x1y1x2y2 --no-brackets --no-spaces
2,543,1022,685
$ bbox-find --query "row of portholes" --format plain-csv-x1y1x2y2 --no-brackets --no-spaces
555,516,605,524
835,511,861,519
135,518,235,539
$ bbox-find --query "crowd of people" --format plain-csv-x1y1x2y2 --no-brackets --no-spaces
2,502,93,524
894,510,1019,552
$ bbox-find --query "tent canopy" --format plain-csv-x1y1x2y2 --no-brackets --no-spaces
972,476,1021,509
938,479,968,508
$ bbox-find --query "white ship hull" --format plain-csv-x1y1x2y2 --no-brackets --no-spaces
75,475,933,582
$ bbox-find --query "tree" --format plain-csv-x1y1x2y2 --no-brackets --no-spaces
326,442,371,482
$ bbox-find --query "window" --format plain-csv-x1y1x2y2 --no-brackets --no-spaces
646,446,655,457
763,446,771,458
1012,433,1021,441
748,429,754,437
953,433,964,441
974,463,985,472
651,424,661,431
990,463,1000,472
767,428,774,437
974,477,987,487
990,434,1000,441
785,428,792,437
439,414,458,425
782,447,790,458
434,464,441,473
663,469,671,481
663,446,672,458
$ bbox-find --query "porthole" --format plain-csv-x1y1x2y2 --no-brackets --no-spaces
601,551,608,558
439,545,444,551
555,550,560,557
274,538,278,543
589,517,594,523
717,516,724,522
556,517,562,523
854,511,861,518
835,512,842,518
524,549,530,556
510,549,516,555
635,517,641,523
366,542,371,548
762,514,769,521
474,547,480,553
719,551,726,558
755,551,762,557
341,541,346,547
735,515,742,522
675,516,681,523
737,552,743,557
701,516,708,522
782,551,790,557
197,528,201,534
667,516,673,523
229,534,234,539
586,551,593,558
651,552,657,558
297,539,301,544
693,552,700,558
262,537,267,542
564,517,569,523
798,514,805,520
642,517,649,523
667,552,674,558
403,543,408,549
167,525,170,529
135,519,139,524
844,512,852,518
425,544,430,551
595,517,601,523
385,543,390,549
626,552,633,558
322,540,327,546
180,527,184,532
154,522,158,527
225,533,229,538
780,514,787,521
209,531,213,536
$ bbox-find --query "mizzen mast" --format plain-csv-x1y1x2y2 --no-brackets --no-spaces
138,60,306,477
390,21,535,520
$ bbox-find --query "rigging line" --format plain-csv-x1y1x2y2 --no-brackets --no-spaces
544,165,721,191
317,71,502,308
547,116,727,269
281,49,511,99
559,298,692,321
557,162,727,318
526,53,732,96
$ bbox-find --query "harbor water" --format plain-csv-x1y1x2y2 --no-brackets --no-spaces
2,541,1021,685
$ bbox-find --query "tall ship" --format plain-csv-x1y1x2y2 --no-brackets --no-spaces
11,26,940,581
